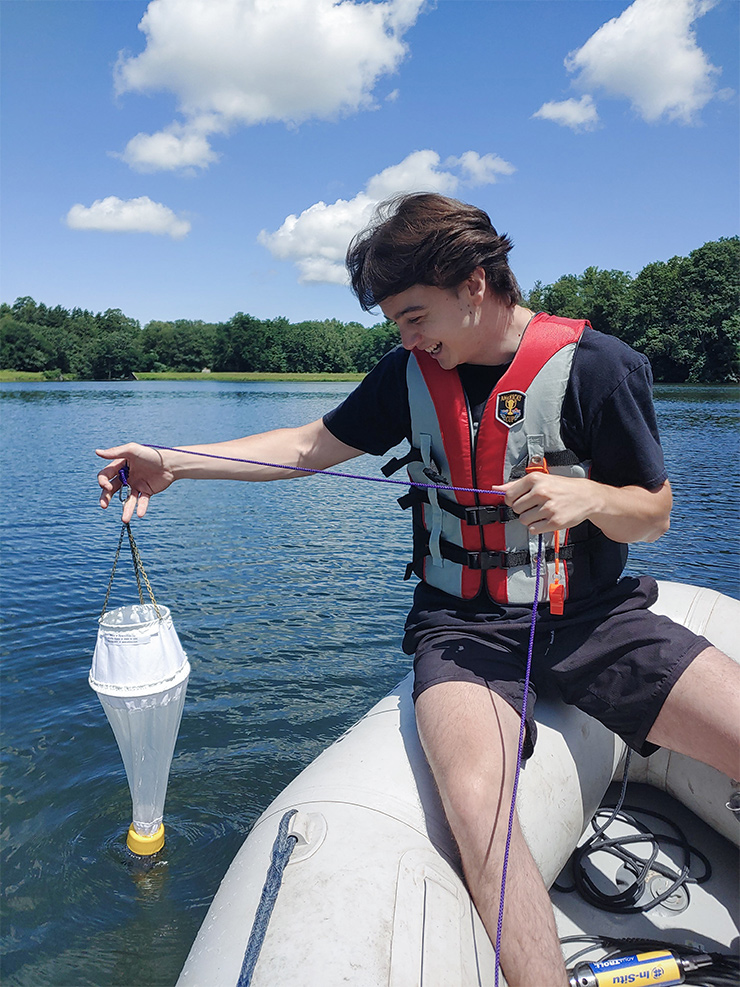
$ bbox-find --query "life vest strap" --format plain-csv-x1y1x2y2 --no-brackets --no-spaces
445,542,575,571
398,487,518,524
381,448,422,477
403,537,578,580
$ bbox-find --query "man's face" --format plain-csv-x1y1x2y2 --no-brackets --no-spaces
380,281,480,370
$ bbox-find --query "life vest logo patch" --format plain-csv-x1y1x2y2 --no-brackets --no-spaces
496,391,526,428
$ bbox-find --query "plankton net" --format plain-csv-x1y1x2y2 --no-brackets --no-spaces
90,523,190,856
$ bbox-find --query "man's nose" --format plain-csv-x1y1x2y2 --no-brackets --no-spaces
400,326,421,350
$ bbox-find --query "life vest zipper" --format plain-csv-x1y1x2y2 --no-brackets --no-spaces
464,385,494,601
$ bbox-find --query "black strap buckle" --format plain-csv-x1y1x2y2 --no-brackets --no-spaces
466,550,509,571
465,504,517,525
422,466,450,486
465,548,532,570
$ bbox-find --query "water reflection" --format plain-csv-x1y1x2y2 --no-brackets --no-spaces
628,386,739,591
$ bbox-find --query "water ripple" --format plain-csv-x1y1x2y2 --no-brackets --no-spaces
0,380,736,986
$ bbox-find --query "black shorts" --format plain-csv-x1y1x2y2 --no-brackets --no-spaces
410,577,710,758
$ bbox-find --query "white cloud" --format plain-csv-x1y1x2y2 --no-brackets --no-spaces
114,0,424,172
446,151,517,185
532,95,600,132
65,196,191,239
259,194,376,285
259,148,516,285
365,149,460,200
119,122,221,172
565,0,722,124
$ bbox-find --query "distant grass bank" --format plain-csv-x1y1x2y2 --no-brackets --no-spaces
0,370,364,383
135,371,364,382
0,370,51,381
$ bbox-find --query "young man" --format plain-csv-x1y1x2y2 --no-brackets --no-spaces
97,194,739,986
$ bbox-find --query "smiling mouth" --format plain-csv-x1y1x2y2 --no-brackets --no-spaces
425,343,442,356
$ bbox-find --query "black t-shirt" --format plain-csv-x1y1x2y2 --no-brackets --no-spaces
324,328,666,491
322,327,668,640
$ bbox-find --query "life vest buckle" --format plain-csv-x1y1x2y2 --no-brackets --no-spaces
466,550,510,571
464,504,518,526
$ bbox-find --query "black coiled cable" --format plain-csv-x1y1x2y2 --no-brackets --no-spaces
565,803,711,912
554,751,711,914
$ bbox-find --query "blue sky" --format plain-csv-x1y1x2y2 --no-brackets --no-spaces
1,0,737,329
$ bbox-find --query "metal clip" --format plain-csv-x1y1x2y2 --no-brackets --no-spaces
118,465,130,502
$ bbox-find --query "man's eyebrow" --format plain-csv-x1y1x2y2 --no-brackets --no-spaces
391,304,425,321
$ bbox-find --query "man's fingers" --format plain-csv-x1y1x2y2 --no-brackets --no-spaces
136,493,150,518
95,445,131,460
115,489,150,522
97,455,128,486
99,487,114,509
97,472,119,493
121,492,137,523
98,466,123,508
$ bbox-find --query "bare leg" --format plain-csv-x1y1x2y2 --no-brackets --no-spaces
646,646,740,778
415,680,568,987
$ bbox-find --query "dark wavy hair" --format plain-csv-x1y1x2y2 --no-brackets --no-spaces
346,192,522,311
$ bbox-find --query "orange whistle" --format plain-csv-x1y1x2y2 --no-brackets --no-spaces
549,529,564,615
549,580,565,615
525,455,549,474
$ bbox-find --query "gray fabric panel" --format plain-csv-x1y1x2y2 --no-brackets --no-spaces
406,357,465,596
504,342,582,601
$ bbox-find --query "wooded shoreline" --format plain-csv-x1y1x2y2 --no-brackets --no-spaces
3,236,738,383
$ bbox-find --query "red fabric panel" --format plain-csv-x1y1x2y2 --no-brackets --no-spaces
414,352,480,598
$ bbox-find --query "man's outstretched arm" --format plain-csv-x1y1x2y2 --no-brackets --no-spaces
96,418,364,522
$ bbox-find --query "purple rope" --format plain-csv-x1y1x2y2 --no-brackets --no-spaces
141,443,507,498
494,534,544,987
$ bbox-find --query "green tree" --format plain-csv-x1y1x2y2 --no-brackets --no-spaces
141,319,218,371
625,257,682,352
627,238,739,381
351,319,400,372
528,268,633,338
678,238,740,382
212,313,278,371
0,315,55,371
10,296,39,324
89,309,142,379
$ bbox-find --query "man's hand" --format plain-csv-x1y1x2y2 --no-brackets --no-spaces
501,473,594,535
96,443,174,522
499,473,672,544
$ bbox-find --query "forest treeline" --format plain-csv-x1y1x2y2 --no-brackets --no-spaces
1,237,738,382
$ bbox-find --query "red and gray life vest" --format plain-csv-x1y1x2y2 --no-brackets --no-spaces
385,313,603,605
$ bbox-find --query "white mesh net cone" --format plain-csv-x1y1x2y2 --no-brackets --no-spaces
90,603,190,838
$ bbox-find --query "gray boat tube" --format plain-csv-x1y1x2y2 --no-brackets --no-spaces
177,581,739,987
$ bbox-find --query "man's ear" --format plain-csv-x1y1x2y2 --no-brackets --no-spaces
465,267,488,306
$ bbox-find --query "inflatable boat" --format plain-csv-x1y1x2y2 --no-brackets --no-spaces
177,582,739,986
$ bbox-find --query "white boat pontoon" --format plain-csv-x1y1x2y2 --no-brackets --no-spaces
177,581,739,987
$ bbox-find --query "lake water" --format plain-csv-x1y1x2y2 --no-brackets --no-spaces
1,381,738,987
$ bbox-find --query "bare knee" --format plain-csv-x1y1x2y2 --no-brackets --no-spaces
647,646,740,777
414,682,523,866
440,762,513,850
